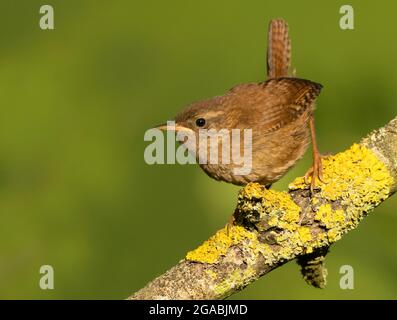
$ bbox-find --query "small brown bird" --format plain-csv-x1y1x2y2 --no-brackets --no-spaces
156,19,323,190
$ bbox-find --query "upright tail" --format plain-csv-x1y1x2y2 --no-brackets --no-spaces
267,19,291,79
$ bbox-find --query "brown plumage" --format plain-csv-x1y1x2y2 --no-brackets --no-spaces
267,19,291,79
172,77,322,186
156,18,324,189
266,18,324,191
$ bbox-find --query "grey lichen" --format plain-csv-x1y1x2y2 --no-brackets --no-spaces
129,117,397,300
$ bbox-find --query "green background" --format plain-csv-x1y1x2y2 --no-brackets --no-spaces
0,0,396,299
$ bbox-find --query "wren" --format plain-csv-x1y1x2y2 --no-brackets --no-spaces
156,19,324,190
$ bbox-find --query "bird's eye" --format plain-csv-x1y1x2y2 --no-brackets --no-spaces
195,118,206,127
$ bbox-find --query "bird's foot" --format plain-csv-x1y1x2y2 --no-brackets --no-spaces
304,153,327,193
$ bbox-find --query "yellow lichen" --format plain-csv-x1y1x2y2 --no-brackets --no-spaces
315,204,345,230
236,183,329,264
267,216,278,227
290,144,393,225
320,144,392,205
289,144,393,202
305,246,314,254
238,184,301,229
187,144,394,278
297,226,312,242
239,182,265,200
289,143,394,244
311,197,319,205
259,188,301,232
327,229,341,242
263,189,301,223
297,227,314,253
186,225,254,264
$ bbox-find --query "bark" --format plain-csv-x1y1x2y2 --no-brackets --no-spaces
129,116,397,300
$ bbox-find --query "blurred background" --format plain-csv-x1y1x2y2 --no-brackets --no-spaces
0,0,396,299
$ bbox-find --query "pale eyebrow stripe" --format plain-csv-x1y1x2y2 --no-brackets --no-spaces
203,110,223,118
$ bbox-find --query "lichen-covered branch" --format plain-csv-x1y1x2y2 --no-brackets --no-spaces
129,116,397,300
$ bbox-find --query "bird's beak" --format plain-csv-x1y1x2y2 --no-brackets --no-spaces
153,123,192,133
154,123,174,131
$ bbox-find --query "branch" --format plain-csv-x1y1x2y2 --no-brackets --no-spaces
129,116,397,300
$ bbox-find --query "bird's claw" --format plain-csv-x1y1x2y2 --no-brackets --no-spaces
304,154,326,193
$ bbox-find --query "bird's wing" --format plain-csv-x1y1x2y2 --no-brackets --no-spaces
259,77,322,134
267,19,291,79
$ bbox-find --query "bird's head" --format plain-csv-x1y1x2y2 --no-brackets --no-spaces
155,96,231,135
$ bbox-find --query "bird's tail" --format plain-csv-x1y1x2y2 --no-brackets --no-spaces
267,19,291,79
